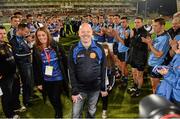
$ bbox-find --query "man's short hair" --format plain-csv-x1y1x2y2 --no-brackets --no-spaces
18,23,28,30
114,14,120,18
10,15,19,20
0,25,6,30
13,12,22,16
26,14,33,19
154,17,165,26
121,16,128,20
37,14,43,18
135,16,143,22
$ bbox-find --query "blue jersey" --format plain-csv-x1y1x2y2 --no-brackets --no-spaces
48,23,59,37
27,23,36,33
148,32,170,66
41,48,63,81
92,24,105,42
117,27,130,52
175,34,180,41
113,23,121,43
105,23,115,43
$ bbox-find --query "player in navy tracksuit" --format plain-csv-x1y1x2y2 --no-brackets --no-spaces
10,23,34,107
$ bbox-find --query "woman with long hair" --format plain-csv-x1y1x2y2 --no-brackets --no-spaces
33,26,69,118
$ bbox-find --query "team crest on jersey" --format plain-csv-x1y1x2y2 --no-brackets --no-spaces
90,52,96,59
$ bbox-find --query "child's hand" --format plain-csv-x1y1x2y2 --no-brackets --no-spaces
101,91,108,97
157,67,169,75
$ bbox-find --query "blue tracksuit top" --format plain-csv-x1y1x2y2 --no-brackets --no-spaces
156,54,180,101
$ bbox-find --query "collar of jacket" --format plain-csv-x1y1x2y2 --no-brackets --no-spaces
78,40,97,49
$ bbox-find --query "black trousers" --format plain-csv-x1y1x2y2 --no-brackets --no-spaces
45,80,63,118
102,95,108,110
0,75,15,118
12,73,21,110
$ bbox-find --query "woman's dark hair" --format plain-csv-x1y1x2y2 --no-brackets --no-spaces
35,26,52,51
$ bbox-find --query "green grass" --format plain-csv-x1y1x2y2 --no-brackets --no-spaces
0,21,172,118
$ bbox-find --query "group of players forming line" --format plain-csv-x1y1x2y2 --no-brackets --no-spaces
0,11,180,118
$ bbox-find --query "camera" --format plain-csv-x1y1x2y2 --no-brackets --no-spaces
139,94,180,119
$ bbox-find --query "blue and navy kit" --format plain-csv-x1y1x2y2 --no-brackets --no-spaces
148,32,170,67
69,40,106,95
27,23,36,33
41,48,63,81
10,35,32,64
92,23,105,42
7,27,16,41
33,40,68,87
48,23,59,37
105,23,115,43
117,26,131,53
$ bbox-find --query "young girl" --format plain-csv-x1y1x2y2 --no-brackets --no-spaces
156,40,180,107
101,43,116,118
33,27,69,118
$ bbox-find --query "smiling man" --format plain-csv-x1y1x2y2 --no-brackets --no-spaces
68,23,107,118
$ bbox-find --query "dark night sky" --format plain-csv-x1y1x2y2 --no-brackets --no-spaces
138,0,177,16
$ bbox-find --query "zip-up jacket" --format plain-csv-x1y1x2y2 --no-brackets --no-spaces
68,40,106,95
10,35,31,64
33,40,69,99
0,41,16,77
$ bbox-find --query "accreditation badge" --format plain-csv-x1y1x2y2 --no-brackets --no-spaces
90,52,96,59
45,66,53,76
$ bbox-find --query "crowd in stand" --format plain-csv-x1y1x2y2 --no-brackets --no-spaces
0,11,179,118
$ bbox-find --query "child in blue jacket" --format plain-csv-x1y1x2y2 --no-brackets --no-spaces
156,40,180,107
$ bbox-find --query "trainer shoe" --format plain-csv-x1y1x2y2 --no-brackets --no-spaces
13,114,20,119
14,106,27,113
131,89,141,97
102,110,107,119
127,86,137,94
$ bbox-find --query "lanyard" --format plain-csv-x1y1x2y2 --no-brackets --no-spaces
44,49,51,65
